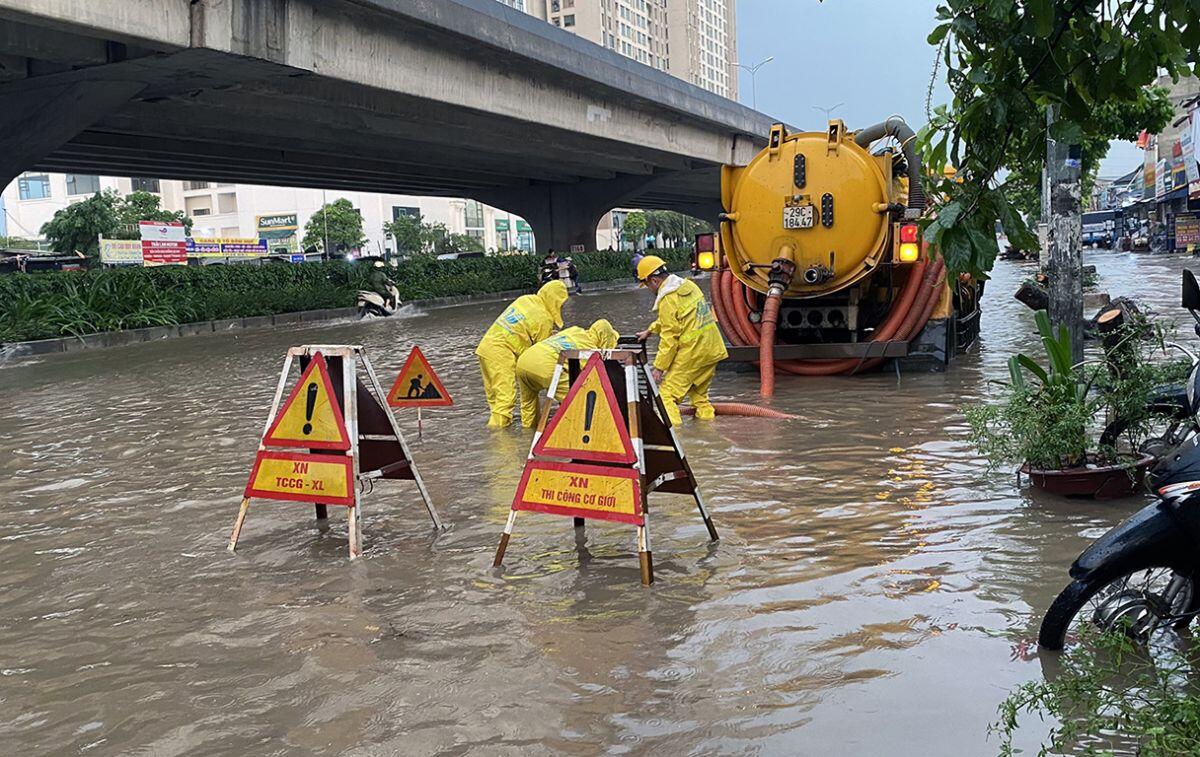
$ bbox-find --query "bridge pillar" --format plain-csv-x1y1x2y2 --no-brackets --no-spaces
476,174,671,253
0,78,145,191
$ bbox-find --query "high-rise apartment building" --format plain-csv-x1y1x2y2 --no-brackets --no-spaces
667,0,737,98
513,0,738,99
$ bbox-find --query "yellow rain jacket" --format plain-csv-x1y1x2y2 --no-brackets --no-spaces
475,280,569,428
515,319,620,428
647,274,727,424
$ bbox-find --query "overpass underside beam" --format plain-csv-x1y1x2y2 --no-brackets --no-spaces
0,78,145,192
477,174,674,253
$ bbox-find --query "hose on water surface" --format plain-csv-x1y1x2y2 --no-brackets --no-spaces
680,402,799,420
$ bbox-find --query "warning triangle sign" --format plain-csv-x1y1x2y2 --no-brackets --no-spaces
387,346,453,408
532,352,636,464
262,352,351,451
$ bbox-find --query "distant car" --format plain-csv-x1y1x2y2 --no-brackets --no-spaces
435,251,486,261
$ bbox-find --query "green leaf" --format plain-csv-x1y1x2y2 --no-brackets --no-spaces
1028,0,1054,37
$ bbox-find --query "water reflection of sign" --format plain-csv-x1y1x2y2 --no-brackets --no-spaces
139,221,187,266
187,237,269,257
387,346,453,408
1176,216,1200,249
99,239,143,264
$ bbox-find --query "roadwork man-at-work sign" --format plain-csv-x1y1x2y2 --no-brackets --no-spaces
229,345,443,560
496,349,719,585
387,346,453,408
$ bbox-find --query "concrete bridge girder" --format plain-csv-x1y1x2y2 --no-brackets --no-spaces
0,0,774,244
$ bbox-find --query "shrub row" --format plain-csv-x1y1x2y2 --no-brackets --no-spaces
0,249,691,343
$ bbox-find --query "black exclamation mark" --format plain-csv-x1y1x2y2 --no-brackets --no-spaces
582,390,597,444
302,382,318,435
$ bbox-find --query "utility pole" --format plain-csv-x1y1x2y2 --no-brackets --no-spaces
1045,105,1085,363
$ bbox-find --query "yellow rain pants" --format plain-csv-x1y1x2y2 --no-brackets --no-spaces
647,275,728,425
475,281,569,428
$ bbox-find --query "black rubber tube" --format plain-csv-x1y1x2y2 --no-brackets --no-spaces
854,117,925,212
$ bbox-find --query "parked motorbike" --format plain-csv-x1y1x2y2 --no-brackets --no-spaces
1039,269,1200,650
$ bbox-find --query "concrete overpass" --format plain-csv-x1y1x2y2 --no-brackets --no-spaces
0,0,774,250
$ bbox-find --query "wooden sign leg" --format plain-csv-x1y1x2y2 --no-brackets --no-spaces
639,364,719,543
344,350,363,560
494,509,517,566
637,519,654,585
360,352,444,530
228,350,295,555
228,497,251,552
573,516,586,544
348,502,363,558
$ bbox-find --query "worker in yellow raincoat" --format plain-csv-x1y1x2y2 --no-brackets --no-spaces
634,256,727,424
475,280,569,428
515,319,620,428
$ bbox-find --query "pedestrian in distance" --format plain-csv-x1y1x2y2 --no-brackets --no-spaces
515,319,620,428
634,256,728,424
475,280,570,428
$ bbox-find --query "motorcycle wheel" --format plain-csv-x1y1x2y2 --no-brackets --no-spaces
1039,567,1197,651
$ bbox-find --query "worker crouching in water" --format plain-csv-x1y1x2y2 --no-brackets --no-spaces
634,256,727,424
515,319,620,428
475,280,569,428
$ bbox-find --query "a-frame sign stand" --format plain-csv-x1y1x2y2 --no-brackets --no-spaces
493,345,718,585
229,344,442,559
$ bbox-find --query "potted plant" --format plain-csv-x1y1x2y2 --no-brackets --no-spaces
965,310,1173,499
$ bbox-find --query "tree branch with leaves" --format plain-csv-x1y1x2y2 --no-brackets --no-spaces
919,0,1197,278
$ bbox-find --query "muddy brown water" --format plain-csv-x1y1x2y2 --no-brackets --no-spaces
1,251,1195,755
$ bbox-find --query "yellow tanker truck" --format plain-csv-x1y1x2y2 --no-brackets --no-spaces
697,118,980,392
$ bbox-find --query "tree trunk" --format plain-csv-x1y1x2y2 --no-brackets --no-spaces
1045,105,1085,363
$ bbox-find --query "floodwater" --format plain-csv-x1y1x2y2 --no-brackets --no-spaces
1,250,1195,756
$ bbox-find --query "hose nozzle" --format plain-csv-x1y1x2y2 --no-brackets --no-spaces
767,246,796,298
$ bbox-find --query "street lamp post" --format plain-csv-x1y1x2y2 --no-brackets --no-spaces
732,56,774,110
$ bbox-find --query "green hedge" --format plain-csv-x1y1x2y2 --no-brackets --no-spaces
0,249,691,343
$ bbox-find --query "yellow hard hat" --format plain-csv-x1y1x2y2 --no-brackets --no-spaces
636,255,668,283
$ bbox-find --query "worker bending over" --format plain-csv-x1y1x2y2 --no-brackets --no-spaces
475,280,569,428
515,319,620,428
634,256,727,424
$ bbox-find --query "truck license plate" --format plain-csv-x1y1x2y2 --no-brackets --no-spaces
783,205,814,229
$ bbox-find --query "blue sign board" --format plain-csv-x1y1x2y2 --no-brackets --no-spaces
290,254,306,263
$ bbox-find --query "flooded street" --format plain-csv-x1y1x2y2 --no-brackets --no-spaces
2,250,1196,755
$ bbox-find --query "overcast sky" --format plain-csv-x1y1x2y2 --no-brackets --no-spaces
735,0,1141,179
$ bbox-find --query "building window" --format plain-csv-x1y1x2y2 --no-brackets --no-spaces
393,206,420,220
131,178,161,193
184,181,211,191
18,174,51,200
564,14,575,26
464,200,485,230
65,174,100,196
192,208,211,216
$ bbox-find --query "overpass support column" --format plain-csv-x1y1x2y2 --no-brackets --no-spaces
476,174,671,253
0,79,145,191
